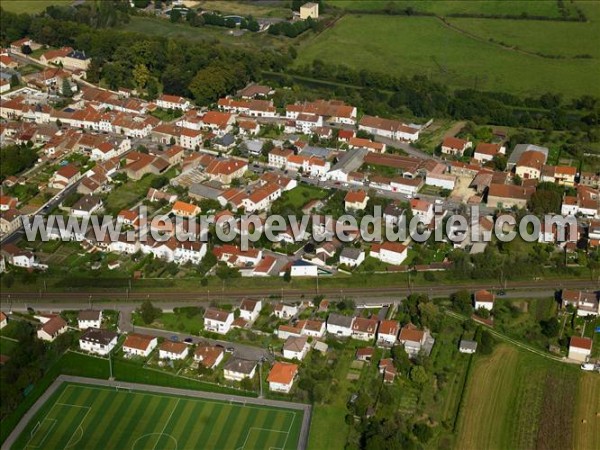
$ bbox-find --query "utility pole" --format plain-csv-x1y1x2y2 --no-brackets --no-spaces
258,358,264,398
108,351,114,380
89,295,92,310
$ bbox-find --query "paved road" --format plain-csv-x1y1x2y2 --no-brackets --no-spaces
1,375,312,450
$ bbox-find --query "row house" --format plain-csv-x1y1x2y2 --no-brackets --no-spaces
441,136,472,157
213,244,262,267
217,97,277,118
561,186,599,218
473,142,505,163
348,137,386,153
286,99,357,125
156,94,191,111
540,165,577,186
358,115,420,142
561,290,599,317
241,182,282,213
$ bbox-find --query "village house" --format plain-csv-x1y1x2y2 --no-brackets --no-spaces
348,137,386,153
159,341,189,360
561,290,599,316
515,150,546,180
205,159,247,185
0,312,7,330
299,319,326,339
568,336,593,362
370,241,408,266
440,136,471,157
1,244,36,269
194,346,224,369
326,313,355,337
344,190,369,211
242,183,282,213
0,209,22,236
171,200,201,218
410,198,434,225
204,308,234,334
486,183,535,209
49,163,81,189
79,328,118,355
377,320,399,346
378,358,397,383
239,298,262,323
123,334,158,358
459,340,478,354
268,362,298,393
473,142,505,163
213,244,262,268
351,317,379,342
474,290,495,311
71,195,103,218
77,309,102,330
223,358,256,381
156,94,191,111
398,324,427,357
283,335,310,361
37,316,68,342
339,247,365,268
273,303,299,320
541,165,577,186
0,196,18,211
359,115,420,141
300,2,319,19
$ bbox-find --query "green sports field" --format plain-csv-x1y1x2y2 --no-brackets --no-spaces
13,383,303,450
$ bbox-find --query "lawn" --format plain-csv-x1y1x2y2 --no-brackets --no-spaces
574,373,600,450
327,0,574,17
0,0,71,14
197,0,292,18
296,14,599,98
456,344,584,450
12,382,303,450
273,184,329,211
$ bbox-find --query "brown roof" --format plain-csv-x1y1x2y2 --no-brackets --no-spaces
378,320,399,335
352,317,378,334
41,316,67,336
345,190,367,203
570,336,593,350
123,333,156,351
160,340,188,354
442,136,469,150
240,298,259,312
283,335,308,353
399,324,425,343
475,142,502,156
488,183,534,201
474,290,495,303
194,346,224,368
204,308,232,322
267,361,298,384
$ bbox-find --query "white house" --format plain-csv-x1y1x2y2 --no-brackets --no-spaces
410,198,434,225
79,328,118,355
122,334,158,358
474,290,495,311
377,320,399,346
37,316,67,342
326,313,354,337
77,309,102,330
283,335,310,361
344,191,369,211
156,94,191,111
568,336,593,362
370,242,407,266
290,260,319,277
299,320,326,339
459,340,478,354
239,298,262,323
223,358,257,381
204,308,234,334
268,362,298,393
273,303,298,319
159,341,189,360
0,312,7,329
351,317,379,342
339,247,365,268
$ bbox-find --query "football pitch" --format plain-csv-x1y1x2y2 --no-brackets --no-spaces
12,383,304,450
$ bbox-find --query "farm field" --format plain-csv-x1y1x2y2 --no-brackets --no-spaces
296,14,600,97
327,0,576,17
456,344,596,450
197,0,292,18
13,382,303,450
0,0,71,13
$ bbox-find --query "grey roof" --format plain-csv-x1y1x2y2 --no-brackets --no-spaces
340,247,363,260
80,327,117,345
189,183,223,200
72,195,102,212
459,340,478,351
508,144,549,167
216,133,235,147
223,357,256,374
301,146,332,159
283,335,308,352
327,313,354,328
244,139,263,154
383,203,404,218
330,148,368,174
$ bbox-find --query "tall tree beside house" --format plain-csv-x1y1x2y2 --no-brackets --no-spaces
139,300,162,325
10,74,19,88
133,63,151,92
62,78,73,97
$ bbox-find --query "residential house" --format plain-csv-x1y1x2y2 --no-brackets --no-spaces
37,316,67,342
171,200,200,218
359,115,420,142
339,247,365,268
344,190,368,211
474,290,495,311
159,341,189,360
1,244,35,269
410,198,434,225
561,290,599,317
515,150,546,180
299,319,326,338
441,137,471,157
204,308,234,334
473,142,505,163
283,335,310,360
156,94,191,111
378,358,397,383
239,299,262,323
77,309,102,330
268,362,298,393
377,320,399,346
49,164,80,189
223,358,256,381
0,209,22,235
370,241,408,266
568,336,593,362
194,346,224,369
459,340,478,354
398,324,427,357
71,195,103,218
123,334,158,358
326,313,354,337
300,2,319,19
356,347,374,362
0,312,7,329
486,183,535,209
351,317,379,342
79,328,118,355
273,303,298,320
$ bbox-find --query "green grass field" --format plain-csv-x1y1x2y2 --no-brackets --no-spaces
297,14,600,97
13,383,303,450
456,344,596,450
327,0,575,17
0,0,71,14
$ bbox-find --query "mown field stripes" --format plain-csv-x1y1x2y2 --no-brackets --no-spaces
12,383,303,450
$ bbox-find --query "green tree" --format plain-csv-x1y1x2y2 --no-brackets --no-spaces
170,8,182,23
409,366,428,386
139,300,161,324
283,268,291,283
61,78,73,97
10,74,19,88
451,290,473,316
